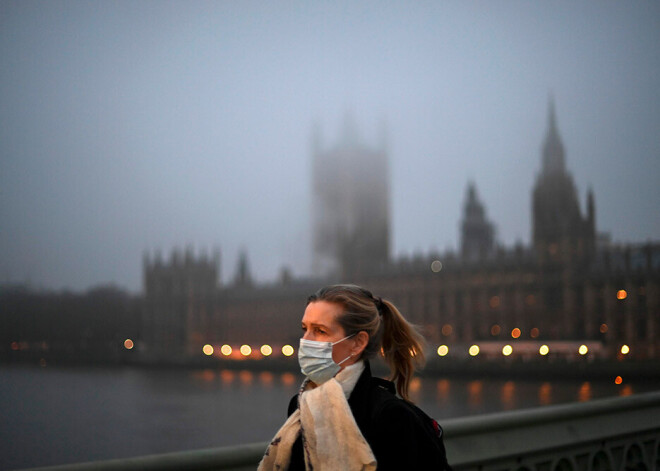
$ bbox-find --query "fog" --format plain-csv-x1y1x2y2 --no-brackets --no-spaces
1,1,659,292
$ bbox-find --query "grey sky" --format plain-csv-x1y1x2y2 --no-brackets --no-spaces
1,1,659,292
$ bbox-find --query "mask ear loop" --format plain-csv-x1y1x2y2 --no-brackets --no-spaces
332,333,357,365
331,332,356,346
336,352,354,365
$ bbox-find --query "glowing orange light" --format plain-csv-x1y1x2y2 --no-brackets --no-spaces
220,344,232,356
202,344,214,356
260,345,273,356
240,345,252,356
614,376,623,385
599,323,608,334
578,381,592,402
578,344,589,355
502,345,513,356
437,345,449,357
620,345,630,355
282,345,294,356
469,345,480,356
441,324,453,336
490,324,501,336
124,339,134,350
511,328,521,339
616,290,627,300
530,327,540,339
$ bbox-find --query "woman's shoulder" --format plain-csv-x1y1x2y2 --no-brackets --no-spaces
364,377,453,470
366,377,420,423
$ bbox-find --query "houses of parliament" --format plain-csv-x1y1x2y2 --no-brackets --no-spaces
141,102,660,364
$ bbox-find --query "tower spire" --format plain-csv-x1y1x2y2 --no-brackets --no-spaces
542,95,566,175
548,94,557,133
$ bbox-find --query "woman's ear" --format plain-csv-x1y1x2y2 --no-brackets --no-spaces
353,331,369,356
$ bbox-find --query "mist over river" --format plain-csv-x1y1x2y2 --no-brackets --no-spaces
2,365,659,470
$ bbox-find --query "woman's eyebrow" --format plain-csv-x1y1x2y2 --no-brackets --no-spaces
303,322,330,329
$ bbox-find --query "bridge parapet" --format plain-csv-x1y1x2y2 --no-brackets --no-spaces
19,390,660,471
444,390,660,470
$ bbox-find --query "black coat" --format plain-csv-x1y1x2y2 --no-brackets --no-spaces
286,362,450,470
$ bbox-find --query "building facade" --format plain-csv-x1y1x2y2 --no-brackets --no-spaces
142,105,660,363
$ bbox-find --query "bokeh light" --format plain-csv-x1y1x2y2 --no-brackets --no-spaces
220,344,232,356
282,345,294,356
469,345,480,356
240,345,252,356
202,344,213,356
260,344,273,356
437,345,449,357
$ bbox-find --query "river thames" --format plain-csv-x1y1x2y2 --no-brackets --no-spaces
1,364,659,470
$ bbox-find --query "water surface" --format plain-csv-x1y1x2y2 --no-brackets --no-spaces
1,365,657,470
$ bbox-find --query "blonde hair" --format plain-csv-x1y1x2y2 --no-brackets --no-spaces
307,284,425,401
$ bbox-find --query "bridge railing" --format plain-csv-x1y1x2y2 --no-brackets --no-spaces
20,390,660,471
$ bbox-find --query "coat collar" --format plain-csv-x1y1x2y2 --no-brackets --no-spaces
347,361,396,431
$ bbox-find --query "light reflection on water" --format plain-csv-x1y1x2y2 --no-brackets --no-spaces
0,365,657,471
539,382,552,405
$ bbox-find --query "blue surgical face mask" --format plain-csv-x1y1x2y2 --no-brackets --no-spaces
298,334,355,384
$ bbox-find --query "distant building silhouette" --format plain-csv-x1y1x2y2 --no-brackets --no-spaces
311,113,390,279
532,98,596,266
233,250,253,288
138,101,659,363
460,182,496,262
142,247,219,360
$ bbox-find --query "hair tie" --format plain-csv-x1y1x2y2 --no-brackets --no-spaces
374,296,384,316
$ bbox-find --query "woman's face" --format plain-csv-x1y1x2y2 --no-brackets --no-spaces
301,300,358,368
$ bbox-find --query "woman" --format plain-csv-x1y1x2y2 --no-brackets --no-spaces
259,284,451,471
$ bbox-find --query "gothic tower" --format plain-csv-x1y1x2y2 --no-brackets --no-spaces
460,182,495,262
532,98,596,265
311,113,390,279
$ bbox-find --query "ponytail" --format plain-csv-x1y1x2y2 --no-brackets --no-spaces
379,299,426,402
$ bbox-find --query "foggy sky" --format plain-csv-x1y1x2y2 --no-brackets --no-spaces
1,1,659,292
